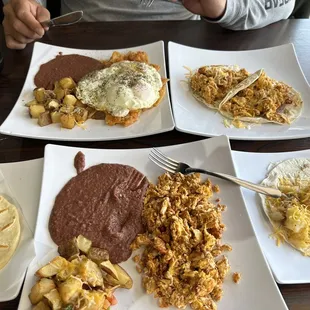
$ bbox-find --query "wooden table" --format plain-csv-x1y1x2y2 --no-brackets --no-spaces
1,19,310,309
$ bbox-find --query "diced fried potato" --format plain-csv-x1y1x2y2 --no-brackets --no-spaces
59,105,74,114
76,235,92,253
29,278,56,305
58,275,82,304
29,105,45,119
55,261,77,282
59,77,76,90
44,289,62,310
38,111,52,127
79,290,106,310
54,82,66,101
88,247,109,265
50,111,62,124
103,274,120,287
100,261,118,280
78,258,103,287
34,88,47,103
46,100,60,111
73,108,88,123
63,95,77,106
58,238,80,259
114,264,133,289
35,256,68,278
25,99,38,107
33,300,51,310
60,114,75,129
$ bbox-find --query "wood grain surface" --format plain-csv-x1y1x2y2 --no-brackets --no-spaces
1,19,310,309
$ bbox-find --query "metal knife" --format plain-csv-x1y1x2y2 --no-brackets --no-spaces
40,11,83,28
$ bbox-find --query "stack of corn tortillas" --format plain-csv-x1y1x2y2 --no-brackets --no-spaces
0,195,21,270
260,158,310,256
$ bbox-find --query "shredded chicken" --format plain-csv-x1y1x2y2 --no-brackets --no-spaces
132,172,232,310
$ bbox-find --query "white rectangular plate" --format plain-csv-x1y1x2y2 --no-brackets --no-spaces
0,159,43,301
233,149,310,284
0,41,174,141
18,136,287,310
168,42,310,140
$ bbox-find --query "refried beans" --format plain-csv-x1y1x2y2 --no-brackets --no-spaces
34,54,104,90
49,154,149,264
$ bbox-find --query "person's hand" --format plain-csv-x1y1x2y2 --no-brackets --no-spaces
2,0,50,49
182,0,226,19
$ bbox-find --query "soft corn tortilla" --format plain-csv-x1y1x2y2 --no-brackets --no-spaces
0,195,21,270
260,158,310,256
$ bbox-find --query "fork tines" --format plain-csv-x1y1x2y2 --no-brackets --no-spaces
149,148,178,173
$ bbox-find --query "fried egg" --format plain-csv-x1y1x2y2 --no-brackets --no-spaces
76,61,163,117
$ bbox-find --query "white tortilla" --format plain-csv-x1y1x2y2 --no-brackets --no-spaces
260,158,310,256
0,195,21,270
218,81,303,125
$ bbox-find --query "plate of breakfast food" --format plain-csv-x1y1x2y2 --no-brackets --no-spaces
233,149,310,284
18,136,288,310
0,41,174,141
168,42,310,140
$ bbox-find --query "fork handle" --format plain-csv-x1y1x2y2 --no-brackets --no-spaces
186,168,282,198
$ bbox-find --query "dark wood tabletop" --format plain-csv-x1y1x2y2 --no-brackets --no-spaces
1,19,310,310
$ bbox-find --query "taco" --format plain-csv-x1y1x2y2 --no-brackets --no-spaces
189,65,303,124
260,158,310,256
189,65,244,110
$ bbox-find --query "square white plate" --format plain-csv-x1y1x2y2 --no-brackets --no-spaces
168,42,310,141
0,159,43,301
233,149,310,284
18,136,287,310
0,41,174,141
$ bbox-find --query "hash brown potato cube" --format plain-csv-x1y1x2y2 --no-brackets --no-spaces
46,100,60,111
73,107,88,123
77,258,103,287
59,77,76,90
76,235,92,253
25,99,38,107
88,247,109,264
29,105,45,119
60,114,75,129
58,276,82,304
29,278,56,305
35,256,68,278
63,95,77,106
38,111,52,127
113,264,133,289
43,289,62,310
58,238,80,259
50,111,62,124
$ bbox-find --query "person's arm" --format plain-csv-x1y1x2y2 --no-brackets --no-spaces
183,0,295,30
2,0,50,49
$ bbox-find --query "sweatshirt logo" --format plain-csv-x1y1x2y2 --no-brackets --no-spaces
265,0,292,10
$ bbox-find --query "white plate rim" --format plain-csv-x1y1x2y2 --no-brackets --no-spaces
0,41,175,141
168,41,310,141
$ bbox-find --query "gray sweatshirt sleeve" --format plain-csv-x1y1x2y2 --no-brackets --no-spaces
211,0,295,30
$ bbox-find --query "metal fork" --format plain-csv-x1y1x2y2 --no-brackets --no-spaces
139,0,183,7
149,148,282,198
